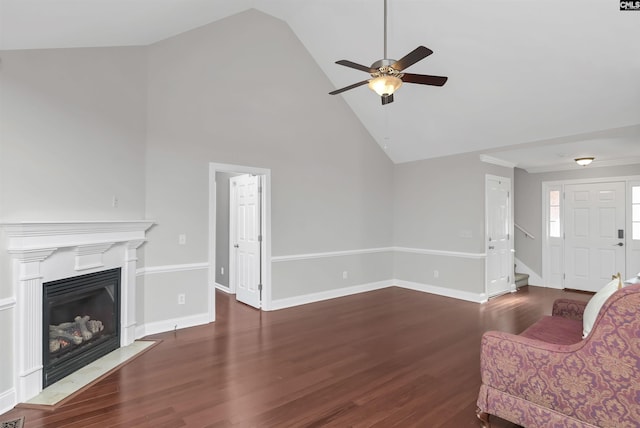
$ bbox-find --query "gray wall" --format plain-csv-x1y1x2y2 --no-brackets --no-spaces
0,46,147,400
0,47,147,222
272,251,394,300
215,171,241,287
514,163,640,276
393,153,514,294
142,9,395,320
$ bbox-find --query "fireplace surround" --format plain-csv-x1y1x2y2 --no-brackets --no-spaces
2,221,153,403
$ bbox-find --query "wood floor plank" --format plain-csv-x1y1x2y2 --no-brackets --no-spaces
1,285,590,427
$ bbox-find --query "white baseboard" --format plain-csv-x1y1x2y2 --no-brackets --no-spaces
135,313,210,338
135,324,146,339
394,279,487,303
514,257,545,286
136,279,487,332
545,282,564,290
268,280,393,311
268,279,487,310
0,387,17,415
215,282,234,294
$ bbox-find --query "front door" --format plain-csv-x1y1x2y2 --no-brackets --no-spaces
564,182,626,292
230,174,262,308
486,176,513,297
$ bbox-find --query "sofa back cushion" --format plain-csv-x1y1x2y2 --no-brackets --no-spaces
582,277,620,338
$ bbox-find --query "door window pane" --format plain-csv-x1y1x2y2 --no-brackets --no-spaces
549,190,560,237
633,186,640,240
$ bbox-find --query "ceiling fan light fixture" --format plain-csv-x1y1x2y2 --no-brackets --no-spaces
575,157,595,166
328,0,447,104
368,75,403,97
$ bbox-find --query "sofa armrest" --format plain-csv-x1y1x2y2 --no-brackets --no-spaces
480,330,580,388
479,331,588,417
552,298,588,320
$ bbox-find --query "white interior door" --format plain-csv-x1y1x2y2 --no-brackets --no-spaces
486,176,513,297
564,182,625,292
230,174,262,308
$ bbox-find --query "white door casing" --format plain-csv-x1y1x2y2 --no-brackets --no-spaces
564,182,625,292
230,174,262,308
486,175,514,297
629,181,640,278
209,162,272,317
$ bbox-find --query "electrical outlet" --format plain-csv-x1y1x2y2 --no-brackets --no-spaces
458,229,473,238
178,293,185,305
112,196,118,208
342,271,348,280
178,234,186,245
433,270,439,278
221,267,224,275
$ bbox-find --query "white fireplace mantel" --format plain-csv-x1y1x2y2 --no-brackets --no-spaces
4,220,153,248
2,220,154,403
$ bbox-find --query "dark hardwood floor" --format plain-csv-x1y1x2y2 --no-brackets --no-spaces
2,286,591,427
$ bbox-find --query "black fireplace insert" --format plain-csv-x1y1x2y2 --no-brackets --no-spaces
43,268,121,387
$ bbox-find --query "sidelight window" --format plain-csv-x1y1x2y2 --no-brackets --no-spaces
633,186,640,240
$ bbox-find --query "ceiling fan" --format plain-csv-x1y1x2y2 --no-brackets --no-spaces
329,0,448,105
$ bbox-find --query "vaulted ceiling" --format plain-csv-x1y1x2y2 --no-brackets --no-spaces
2,0,639,170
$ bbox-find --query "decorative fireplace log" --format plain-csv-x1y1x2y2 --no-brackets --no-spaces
49,316,104,353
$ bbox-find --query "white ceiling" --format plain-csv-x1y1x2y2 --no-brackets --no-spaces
2,0,639,170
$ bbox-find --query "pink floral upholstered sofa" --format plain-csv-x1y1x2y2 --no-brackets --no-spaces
476,283,640,428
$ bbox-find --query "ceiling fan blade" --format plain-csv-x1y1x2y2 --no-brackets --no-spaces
401,73,448,86
329,80,370,95
335,60,376,73
391,46,433,71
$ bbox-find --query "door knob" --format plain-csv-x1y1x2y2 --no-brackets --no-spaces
613,242,624,247
234,244,239,248
488,246,495,250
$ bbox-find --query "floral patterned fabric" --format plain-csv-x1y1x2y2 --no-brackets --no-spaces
477,284,640,428
552,298,588,321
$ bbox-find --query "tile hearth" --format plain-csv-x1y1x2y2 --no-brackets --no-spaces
23,340,156,407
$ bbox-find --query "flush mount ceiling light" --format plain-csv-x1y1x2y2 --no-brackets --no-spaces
575,157,595,166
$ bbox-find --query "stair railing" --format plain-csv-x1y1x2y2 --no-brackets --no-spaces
515,223,535,240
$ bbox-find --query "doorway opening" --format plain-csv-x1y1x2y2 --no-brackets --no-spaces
209,163,271,315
